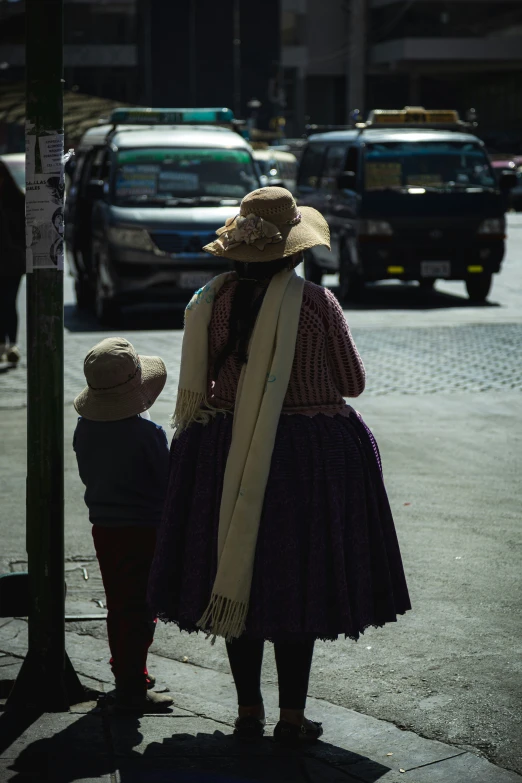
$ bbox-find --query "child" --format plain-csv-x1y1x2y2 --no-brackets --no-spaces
73,336,173,713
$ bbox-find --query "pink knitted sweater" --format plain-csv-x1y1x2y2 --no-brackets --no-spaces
207,280,366,417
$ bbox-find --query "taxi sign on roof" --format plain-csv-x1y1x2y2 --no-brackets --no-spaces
367,107,460,126
109,107,235,126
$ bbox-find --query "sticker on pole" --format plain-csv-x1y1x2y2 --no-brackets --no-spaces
25,126,65,272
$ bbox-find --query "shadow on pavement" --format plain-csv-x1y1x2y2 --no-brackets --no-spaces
334,282,500,311
64,304,185,334
64,283,499,335
0,706,43,757
2,707,115,782
1,705,392,782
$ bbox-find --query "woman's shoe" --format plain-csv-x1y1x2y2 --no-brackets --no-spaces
114,677,173,713
273,719,323,745
233,715,266,740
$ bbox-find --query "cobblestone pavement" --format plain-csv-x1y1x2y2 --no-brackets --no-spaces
1,321,522,408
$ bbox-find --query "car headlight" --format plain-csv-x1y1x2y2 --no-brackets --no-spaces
478,218,505,236
360,219,393,236
108,226,156,251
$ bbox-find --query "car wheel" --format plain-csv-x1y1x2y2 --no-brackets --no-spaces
75,278,95,311
418,278,436,291
304,251,324,285
95,275,120,326
465,272,492,303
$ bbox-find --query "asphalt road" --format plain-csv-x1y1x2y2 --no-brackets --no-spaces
1,216,521,775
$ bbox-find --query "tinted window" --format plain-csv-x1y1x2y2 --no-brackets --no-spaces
113,147,257,205
297,143,326,190
72,153,86,186
364,141,495,190
346,146,359,175
321,144,348,189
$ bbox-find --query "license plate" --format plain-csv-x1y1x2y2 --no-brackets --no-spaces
178,272,214,290
421,261,451,278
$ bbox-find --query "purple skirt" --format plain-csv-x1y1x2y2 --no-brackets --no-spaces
148,411,411,642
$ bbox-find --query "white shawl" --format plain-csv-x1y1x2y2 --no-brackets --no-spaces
172,269,304,641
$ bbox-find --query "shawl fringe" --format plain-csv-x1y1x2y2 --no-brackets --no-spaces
197,593,248,644
170,389,229,438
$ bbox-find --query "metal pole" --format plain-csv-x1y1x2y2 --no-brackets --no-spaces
233,0,241,117
7,0,84,712
346,0,366,121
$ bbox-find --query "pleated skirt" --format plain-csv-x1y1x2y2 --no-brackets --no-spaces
148,410,411,642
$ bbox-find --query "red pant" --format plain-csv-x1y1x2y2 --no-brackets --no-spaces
91,525,157,681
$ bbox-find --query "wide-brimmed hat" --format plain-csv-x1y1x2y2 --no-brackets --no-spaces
202,186,330,262
74,337,167,422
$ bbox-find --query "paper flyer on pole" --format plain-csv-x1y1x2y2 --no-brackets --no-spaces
25,125,65,272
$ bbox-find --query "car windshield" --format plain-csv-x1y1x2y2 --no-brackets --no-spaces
364,142,496,191
113,147,258,205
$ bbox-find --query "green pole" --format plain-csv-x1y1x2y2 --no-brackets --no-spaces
7,0,84,712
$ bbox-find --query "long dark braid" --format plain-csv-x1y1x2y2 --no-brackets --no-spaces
212,257,295,380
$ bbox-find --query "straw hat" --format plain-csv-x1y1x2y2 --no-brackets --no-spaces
203,186,330,263
74,337,167,422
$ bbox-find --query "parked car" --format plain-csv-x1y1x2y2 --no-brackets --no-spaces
65,109,261,323
253,148,298,193
491,159,517,180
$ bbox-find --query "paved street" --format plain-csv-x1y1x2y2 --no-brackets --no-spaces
1,215,521,779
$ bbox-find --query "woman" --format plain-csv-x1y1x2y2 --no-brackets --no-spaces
148,187,411,744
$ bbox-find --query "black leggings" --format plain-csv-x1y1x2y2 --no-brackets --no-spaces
226,637,315,711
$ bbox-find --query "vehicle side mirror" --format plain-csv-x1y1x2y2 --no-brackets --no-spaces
337,171,357,190
499,170,517,192
86,179,105,200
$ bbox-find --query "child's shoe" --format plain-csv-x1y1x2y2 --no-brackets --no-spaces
5,345,21,364
115,676,173,713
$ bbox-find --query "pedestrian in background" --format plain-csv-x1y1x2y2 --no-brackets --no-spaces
0,160,25,364
148,187,411,743
73,337,174,713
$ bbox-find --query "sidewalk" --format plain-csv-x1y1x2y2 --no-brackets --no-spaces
1,618,520,783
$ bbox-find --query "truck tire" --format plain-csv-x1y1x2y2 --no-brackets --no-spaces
466,272,492,303
304,251,324,285
339,259,363,304
75,278,94,311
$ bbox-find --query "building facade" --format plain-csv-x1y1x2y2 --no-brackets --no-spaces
0,0,138,102
281,0,522,146
0,0,281,131
1,0,521,148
